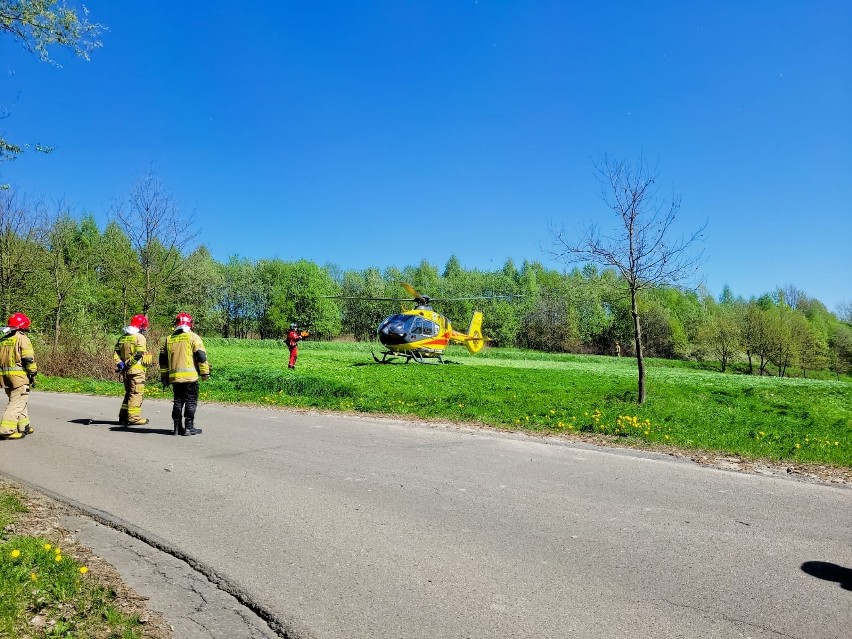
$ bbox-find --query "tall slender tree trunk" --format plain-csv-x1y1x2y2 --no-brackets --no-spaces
52,300,62,355
630,287,646,404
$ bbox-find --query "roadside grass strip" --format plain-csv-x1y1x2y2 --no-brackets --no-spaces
0,488,145,638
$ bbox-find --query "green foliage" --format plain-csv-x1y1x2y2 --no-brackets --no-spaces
266,260,341,338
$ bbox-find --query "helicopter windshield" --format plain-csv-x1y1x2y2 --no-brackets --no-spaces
378,314,440,344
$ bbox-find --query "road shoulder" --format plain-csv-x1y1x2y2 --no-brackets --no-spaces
3,478,280,639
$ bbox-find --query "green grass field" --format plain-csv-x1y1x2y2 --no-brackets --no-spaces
41,339,852,467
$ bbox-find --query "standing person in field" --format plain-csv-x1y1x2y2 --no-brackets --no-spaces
160,313,209,436
113,314,153,426
286,323,309,369
0,313,37,440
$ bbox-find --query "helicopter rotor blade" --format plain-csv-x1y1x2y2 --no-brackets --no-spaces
400,282,428,305
324,296,414,302
428,295,520,302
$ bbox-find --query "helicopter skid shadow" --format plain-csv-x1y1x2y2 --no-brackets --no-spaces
351,358,461,367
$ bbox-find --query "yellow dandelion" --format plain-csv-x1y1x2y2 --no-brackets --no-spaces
30,572,37,581
79,566,89,574
43,544,51,551
795,443,801,449
10,549,20,558
54,555,62,562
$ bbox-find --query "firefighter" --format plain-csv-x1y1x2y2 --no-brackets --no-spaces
0,312,38,439
160,312,209,436
286,323,309,369
113,314,153,426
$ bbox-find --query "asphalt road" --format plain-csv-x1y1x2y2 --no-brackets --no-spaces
1,392,849,639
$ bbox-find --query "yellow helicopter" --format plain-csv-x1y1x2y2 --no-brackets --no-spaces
341,282,490,363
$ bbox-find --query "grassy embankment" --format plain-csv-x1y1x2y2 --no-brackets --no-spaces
39,339,852,467
0,486,146,638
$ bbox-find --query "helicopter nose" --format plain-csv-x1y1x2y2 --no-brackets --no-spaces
379,323,406,345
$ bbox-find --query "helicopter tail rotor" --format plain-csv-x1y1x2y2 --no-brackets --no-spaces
464,312,485,354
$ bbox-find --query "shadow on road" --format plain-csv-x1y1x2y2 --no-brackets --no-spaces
801,561,852,591
67,418,173,436
108,426,174,436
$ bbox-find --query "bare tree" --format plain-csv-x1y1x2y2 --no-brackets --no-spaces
112,171,197,315
553,156,705,403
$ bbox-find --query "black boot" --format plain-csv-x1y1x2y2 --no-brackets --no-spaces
173,419,183,436
182,419,202,436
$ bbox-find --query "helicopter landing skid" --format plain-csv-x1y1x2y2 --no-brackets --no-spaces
371,350,444,364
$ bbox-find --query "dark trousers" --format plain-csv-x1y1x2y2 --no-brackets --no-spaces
171,381,199,424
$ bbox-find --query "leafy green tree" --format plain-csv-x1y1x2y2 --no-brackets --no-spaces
267,260,341,338
339,267,391,341
442,255,463,279
0,188,44,317
43,209,84,352
165,246,222,334
217,256,258,338
97,220,142,327
697,305,741,372
793,315,828,378
827,323,852,379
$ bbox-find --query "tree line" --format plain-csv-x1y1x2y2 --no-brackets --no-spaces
1,179,850,381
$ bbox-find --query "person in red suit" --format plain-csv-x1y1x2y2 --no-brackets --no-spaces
286,323,309,369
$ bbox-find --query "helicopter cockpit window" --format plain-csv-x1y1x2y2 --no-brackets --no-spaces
410,317,425,335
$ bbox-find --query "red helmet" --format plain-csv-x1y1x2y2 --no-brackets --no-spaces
175,312,193,329
7,312,31,330
129,314,149,329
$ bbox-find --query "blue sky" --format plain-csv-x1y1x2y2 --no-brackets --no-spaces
1,1,850,311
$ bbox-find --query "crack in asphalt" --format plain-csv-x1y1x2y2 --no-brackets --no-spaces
659,597,802,638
